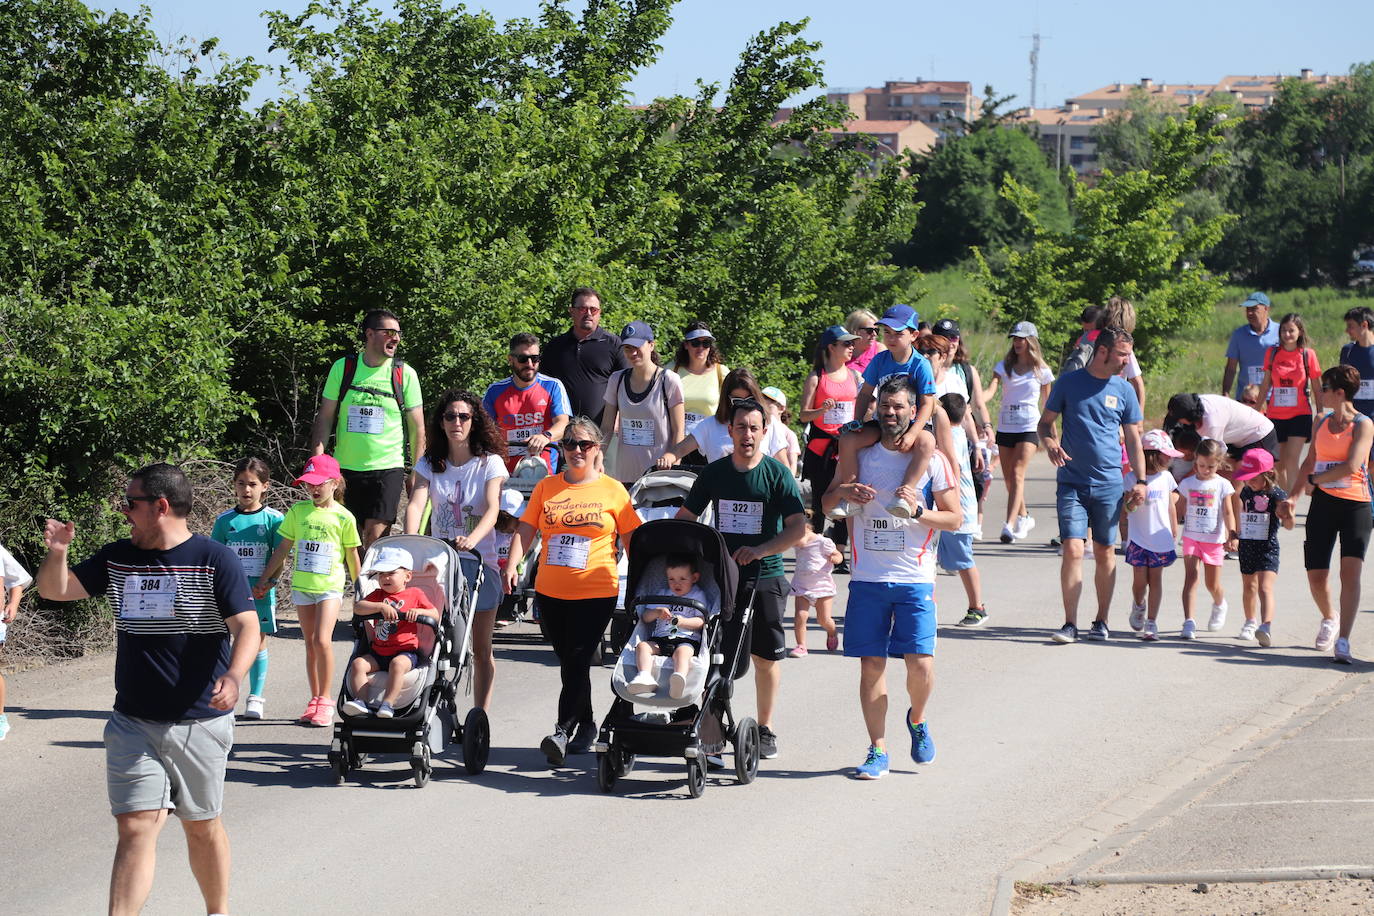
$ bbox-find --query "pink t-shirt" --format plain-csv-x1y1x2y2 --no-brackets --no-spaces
848,340,881,375
790,535,837,597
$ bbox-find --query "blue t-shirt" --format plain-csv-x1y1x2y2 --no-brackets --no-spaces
1340,341,1374,417
73,535,254,721
1044,369,1142,488
1225,320,1280,398
861,349,937,396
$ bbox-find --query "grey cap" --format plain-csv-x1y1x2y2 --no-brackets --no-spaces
1008,321,1039,339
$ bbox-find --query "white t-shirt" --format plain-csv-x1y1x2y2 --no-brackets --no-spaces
689,416,788,462
415,454,509,567
0,543,33,590
848,443,954,584
1121,353,1142,381
948,426,980,535
993,361,1055,434
1197,394,1275,446
1123,470,1179,554
1177,474,1235,544
935,368,969,400
647,584,709,642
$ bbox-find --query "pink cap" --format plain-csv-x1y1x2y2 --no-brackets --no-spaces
1233,448,1275,482
295,454,342,486
1140,428,1182,458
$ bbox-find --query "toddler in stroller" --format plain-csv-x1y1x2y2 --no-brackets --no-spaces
341,546,437,718
627,555,708,699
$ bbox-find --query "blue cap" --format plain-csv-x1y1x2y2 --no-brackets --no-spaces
619,320,654,348
877,304,919,331
1241,292,1271,308
820,325,860,348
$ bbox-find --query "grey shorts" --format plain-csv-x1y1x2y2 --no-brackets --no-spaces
476,564,502,612
104,711,234,821
292,589,343,606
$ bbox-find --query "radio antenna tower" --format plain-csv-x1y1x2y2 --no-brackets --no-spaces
1028,32,1043,109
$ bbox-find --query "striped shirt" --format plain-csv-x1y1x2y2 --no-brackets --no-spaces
74,535,253,721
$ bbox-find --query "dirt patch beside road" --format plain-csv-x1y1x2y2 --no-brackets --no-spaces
1013,878,1374,914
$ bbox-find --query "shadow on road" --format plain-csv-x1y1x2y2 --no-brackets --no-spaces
11,705,111,721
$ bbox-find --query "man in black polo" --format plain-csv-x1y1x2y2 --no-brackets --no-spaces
540,287,627,425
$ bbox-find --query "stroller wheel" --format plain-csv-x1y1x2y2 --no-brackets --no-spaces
411,743,432,788
733,717,760,785
462,707,490,775
329,747,349,785
615,750,636,778
596,751,617,793
686,754,707,799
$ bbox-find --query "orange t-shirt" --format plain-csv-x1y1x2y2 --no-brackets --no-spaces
1263,346,1320,420
521,473,641,599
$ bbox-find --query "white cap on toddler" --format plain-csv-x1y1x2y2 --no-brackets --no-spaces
367,546,413,574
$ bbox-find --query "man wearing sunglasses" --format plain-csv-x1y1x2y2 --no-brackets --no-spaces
483,332,571,474
38,464,259,916
540,287,628,426
309,309,425,550
678,398,807,762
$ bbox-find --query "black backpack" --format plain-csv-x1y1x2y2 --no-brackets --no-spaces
335,354,408,442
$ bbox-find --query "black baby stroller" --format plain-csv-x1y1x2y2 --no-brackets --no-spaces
327,534,490,787
595,518,760,798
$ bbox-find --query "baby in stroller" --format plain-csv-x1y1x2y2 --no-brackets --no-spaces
341,546,437,718
628,555,709,700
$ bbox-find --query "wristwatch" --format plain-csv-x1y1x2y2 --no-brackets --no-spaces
913,503,924,520
843,419,865,434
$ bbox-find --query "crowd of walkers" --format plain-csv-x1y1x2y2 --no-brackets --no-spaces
1,286,1372,912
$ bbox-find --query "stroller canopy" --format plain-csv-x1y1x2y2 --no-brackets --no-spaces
626,519,740,621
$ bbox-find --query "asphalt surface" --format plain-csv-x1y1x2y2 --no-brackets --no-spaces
0,454,1367,915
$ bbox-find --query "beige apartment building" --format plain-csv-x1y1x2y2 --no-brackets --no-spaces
826,81,979,139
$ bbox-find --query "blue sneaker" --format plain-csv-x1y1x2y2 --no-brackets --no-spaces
854,746,889,780
907,712,935,763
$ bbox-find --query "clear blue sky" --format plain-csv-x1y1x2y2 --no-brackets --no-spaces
107,0,1374,111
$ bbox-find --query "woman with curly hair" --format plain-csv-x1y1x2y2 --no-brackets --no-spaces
404,389,508,707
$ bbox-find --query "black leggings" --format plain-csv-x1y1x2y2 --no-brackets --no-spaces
1304,487,1373,570
536,593,616,732
801,445,849,547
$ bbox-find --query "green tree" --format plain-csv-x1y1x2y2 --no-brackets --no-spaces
973,106,1235,369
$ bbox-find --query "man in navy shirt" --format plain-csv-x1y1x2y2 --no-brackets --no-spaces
1222,292,1279,400
1038,328,1148,643
39,463,258,916
1340,306,1374,419
540,287,628,426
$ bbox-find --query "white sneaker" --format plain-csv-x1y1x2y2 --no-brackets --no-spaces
1208,600,1228,631
669,671,688,699
1239,620,1258,641
1181,619,1197,640
999,523,1015,544
1334,637,1354,665
1128,601,1147,632
826,499,855,521
1141,620,1158,641
628,670,658,695
1015,515,1035,538
1256,623,1273,647
886,497,916,519
244,695,265,720
1316,618,1338,652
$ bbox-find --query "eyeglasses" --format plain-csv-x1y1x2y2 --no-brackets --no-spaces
572,305,601,314
687,339,714,348
119,495,159,510
561,439,599,452
512,353,541,364
443,411,473,423
370,327,402,339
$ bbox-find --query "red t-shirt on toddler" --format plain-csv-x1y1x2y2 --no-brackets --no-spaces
364,586,436,653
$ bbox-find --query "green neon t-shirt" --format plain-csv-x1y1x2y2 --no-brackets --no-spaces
278,500,361,593
322,354,423,472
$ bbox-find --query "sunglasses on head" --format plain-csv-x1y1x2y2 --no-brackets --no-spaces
561,438,599,452
730,397,763,410
513,353,541,364
443,410,473,422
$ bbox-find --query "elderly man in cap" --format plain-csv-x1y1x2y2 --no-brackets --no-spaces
1223,292,1279,401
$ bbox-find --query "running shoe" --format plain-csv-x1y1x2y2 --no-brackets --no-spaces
1086,620,1110,641
787,645,808,658
340,696,370,717
1334,637,1354,665
243,695,265,720
541,726,568,767
833,560,851,576
1208,600,1228,632
1000,523,1015,544
907,714,935,763
1316,618,1338,652
887,497,917,519
758,726,779,759
1015,515,1036,538
854,746,889,780
1128,601,1147,632
1238,620,1258,641
1051,622,1078,644
308,698,335,727
1141,620,1158,641
0,713,9,741
1256,623,1273,647
958,607,989,627
375,702,395,719
669,671,688,699
826,633,839,652
826,500,855,521
1181,619,1197,640
298,696,321,724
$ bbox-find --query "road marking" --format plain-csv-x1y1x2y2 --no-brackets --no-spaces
1204,798,1374,808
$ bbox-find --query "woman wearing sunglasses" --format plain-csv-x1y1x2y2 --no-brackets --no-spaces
844,309,882,375
405,390,509,708
668,321,731,436
504,418,642,766
658,367,791,468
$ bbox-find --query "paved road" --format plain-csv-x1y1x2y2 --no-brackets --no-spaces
0,455,1366,915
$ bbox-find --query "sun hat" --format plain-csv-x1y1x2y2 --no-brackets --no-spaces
499,489,524,515
760,386,787,409
684,328,714,342
295,454,341,486
1232,448,1275,482
367,545,413,574
1140,429,1183,458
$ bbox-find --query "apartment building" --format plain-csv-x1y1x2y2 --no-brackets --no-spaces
825,118,940,159
826,80,979,138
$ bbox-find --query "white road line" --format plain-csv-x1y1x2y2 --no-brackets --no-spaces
1205,798,1374,807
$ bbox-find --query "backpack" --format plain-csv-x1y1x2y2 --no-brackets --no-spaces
1059,334,1094,377
335,354,408,441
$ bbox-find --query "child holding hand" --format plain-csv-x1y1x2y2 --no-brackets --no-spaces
1230,449,1294,646
1124,431,1182,641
